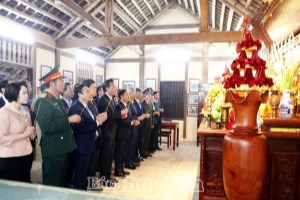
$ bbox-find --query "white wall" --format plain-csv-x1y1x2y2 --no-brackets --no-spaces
36,48,55,86
60,55,76,84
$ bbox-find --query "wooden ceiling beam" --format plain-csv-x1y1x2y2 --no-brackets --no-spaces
105,0,114,35
245,0,253,9
164,0,169,5
43,0,75,19
116,0,142,26
183,0,189,10
200,0,210,31
211,0,216,29
144,0,155,17
219,3,225,31
59,0,109,34
251,21,272,49
98,9,129,35
113,5,140,31
226,8,234,31
57,31,242,48
132,0,149,22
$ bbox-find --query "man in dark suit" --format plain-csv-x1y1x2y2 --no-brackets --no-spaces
0,80,8,108
69,84,107,190
97,79,125,187
61,82,73,110
115,89,140,177
151,91,163,151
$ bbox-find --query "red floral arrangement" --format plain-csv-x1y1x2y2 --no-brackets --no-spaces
222,16,274,90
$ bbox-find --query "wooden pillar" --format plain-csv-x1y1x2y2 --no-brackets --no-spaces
31,46,37,98
183,61,188,139
55,48,61,67
202,43,209,83
139,44,145,89
158,62,161,92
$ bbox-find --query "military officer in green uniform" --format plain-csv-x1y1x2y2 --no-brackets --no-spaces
140,88,153,158
35,65,80,187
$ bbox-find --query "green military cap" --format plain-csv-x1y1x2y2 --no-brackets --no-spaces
39,65,64,83
143,87,153,95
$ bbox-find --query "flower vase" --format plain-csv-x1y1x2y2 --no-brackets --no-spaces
279,89,293,119
223,90,267,200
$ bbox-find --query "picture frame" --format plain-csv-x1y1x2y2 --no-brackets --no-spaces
187,106,198,117
123,81,135,91
189,79,200,93
96,75,103,86
112,78,119,89
145,78,156,90
187,94,199,105
63,70,73,84
41,65,51,78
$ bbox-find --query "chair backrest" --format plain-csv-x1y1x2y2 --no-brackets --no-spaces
161,117,172,122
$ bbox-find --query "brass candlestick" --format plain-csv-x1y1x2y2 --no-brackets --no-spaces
221,104,231,129
269,90,280,118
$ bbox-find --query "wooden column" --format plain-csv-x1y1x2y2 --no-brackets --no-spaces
55,48,61,67
158,62,161,92
183,62,188,139
202,43,209,83
105,0,114,35
139,44,145,89
31,46,37,98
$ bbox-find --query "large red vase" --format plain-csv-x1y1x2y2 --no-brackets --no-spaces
223,90,268,200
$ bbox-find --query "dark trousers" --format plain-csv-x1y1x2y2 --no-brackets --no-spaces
65,152,74,185
99,138,115,179
0,154,32,183
153,124,160,149
92,148,100,176
42,153,70,187
73,151,94,190
114,138,128,173
126,127,138,165
135,127,143,159
142,126,151,155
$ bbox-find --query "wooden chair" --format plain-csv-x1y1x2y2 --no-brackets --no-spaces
159,118,172,148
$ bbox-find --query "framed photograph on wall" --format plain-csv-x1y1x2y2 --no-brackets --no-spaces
189,79,200,92
41,65,51,78
96,75,103,86
187,94,198,105
113,78,119,89
145,78,156,90
63,70,73,84
187,106,198,117
123,81,135,91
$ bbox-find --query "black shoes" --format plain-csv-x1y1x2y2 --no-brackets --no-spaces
100,176,118,187
114,171,126,178
125,163,136,170
122,170,130,175
140,154,148,159
156,147,162,151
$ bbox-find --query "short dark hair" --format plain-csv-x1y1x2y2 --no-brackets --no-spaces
40,83,47,93
136,88,142,93
103,79,114,92
73,84,85,100
4,82,28,102
64,82,71,92
0,80,8,94
153,91,159,96
81,79,95,88
97,85,104,93
118,89,127,98
45,79,58,88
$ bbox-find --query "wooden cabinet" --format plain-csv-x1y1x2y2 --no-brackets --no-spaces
198,119,300,200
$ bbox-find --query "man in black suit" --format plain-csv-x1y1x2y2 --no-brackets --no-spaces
69,84,107,190
61,82,73,110
97,79,125,187
115,89,140,177
0,80,8,108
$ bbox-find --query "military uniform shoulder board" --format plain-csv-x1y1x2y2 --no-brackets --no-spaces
41,93,47,98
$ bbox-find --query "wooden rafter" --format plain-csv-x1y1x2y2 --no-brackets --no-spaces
57,31,242,48
105,0,114,35
116,0,142,27
43,0,75,19
211,0,216,29
189,0,195,14
114,4,140,31
144,0,155,17
132,0,149,21
0,3,60,32
164,0,169,5
183,0,189,10
251,21,272,49
235,16,244,31
153,0,162,11
245,0,253,9
59,0,109,34
99,9,130,35
219,3,225,31
178,0,182,5
200,0,209,31
226,8,234,31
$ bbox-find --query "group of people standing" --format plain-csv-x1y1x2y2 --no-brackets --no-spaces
0,66,164,190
